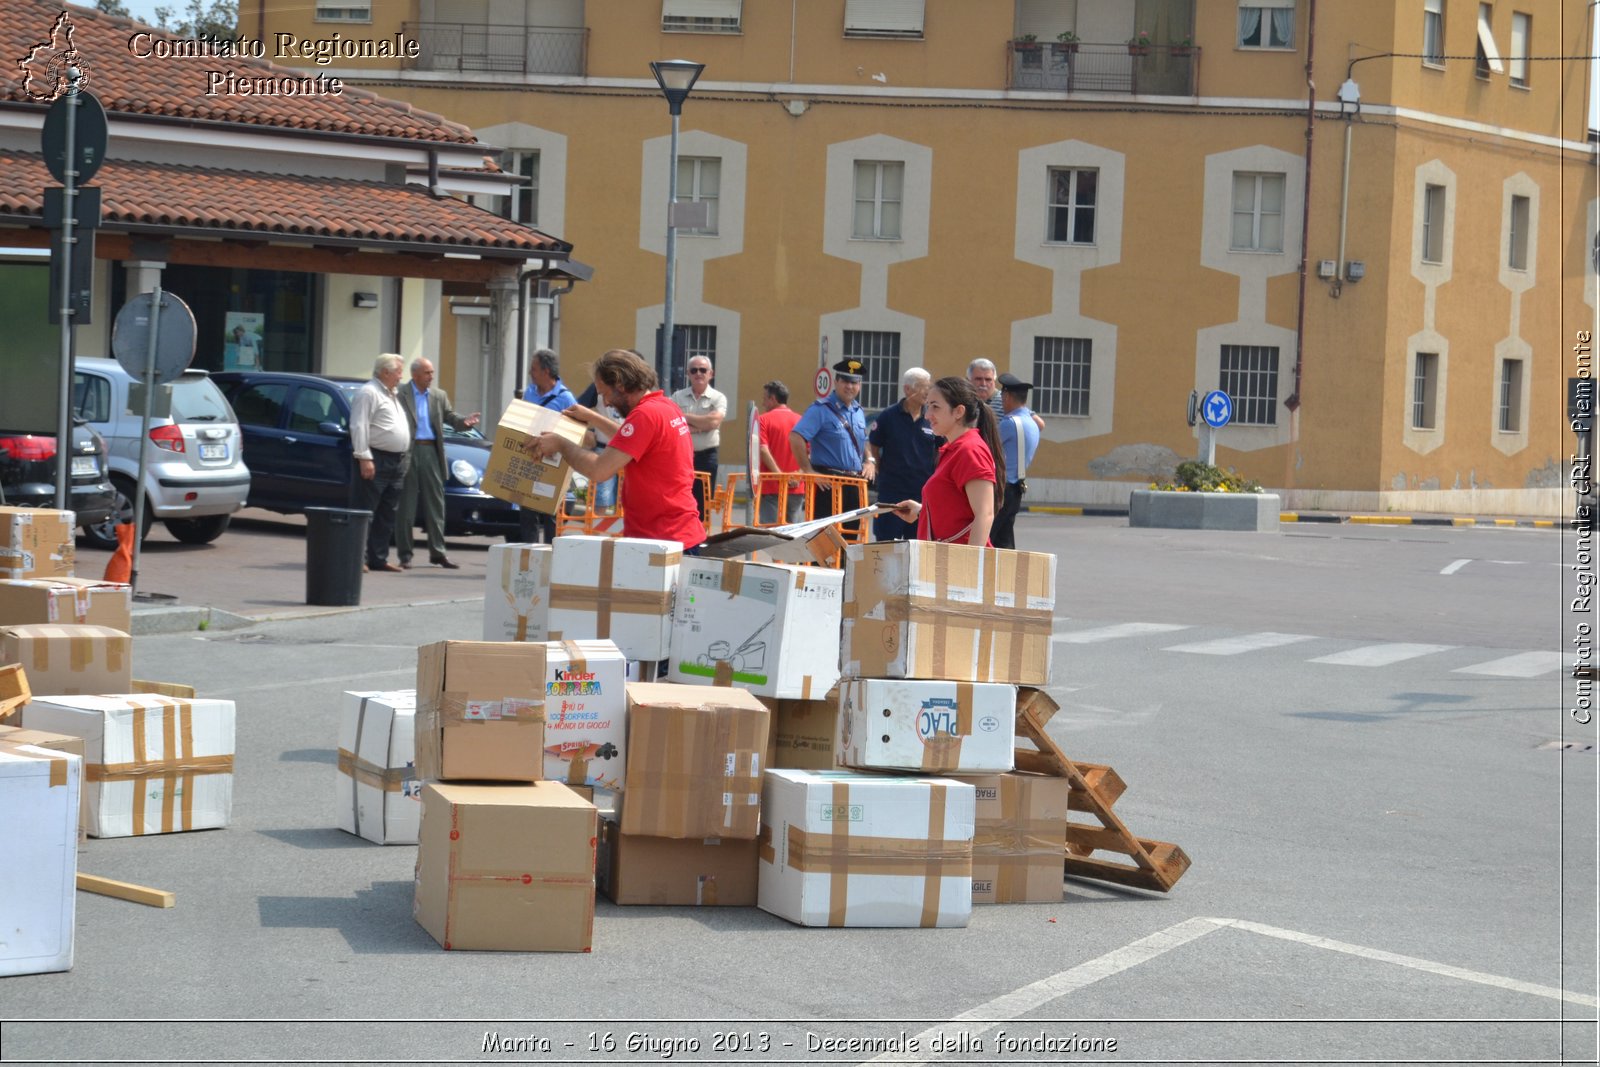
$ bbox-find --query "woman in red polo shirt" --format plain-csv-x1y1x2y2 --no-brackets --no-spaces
886,376,1005,547
532,348,705,550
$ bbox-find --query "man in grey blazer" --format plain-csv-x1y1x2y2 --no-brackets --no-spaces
395,357,480,569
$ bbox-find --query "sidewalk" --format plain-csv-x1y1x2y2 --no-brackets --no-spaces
1026,503,1563,529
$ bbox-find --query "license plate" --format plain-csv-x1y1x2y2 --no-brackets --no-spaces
70,456,97,477
200,443,227,460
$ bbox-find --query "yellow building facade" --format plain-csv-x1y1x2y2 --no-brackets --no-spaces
246,0,1596,515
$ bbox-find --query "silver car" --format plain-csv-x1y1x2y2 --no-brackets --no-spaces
73,357,251,547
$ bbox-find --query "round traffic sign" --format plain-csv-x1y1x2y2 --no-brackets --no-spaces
1201,390,1233,429
112,291,197,383
814,368,833,399
41,90,107,185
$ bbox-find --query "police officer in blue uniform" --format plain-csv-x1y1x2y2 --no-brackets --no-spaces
791,358,874,534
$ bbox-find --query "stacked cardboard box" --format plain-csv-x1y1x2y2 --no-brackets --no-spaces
0,722,89,838
762,688,843,773
0,624,131,697
0,742,82,975
542,640,627,791
548,536,680,662
0,577,133,631
483,543,552,642
0,506,75,581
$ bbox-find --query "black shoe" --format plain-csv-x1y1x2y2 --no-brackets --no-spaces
434,557,460,570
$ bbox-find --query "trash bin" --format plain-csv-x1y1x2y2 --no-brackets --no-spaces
305,507,370,606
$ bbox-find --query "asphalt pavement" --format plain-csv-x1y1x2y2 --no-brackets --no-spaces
1,511,1594,1065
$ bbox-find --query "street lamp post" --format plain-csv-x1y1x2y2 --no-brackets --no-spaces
650,58,705,389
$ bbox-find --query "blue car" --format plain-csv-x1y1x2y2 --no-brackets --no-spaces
211,371,518,537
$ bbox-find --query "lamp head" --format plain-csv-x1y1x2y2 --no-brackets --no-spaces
650,59,705,115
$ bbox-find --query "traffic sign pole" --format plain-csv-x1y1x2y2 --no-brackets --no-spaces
52,73,80,510
128,286,167,594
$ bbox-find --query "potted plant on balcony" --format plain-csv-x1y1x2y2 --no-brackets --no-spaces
1012,33,1041,53
1171,33,1195,57
1053,30,1080,56
1127,29,1152,56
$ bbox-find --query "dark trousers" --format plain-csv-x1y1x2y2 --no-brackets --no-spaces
812,466,864,538
516,507,556,544
352,448,409,566
692,447,718,521
395,442,448,563
992,479,1025,550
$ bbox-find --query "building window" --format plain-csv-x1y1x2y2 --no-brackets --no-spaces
315,0,370,22
843,330,901,411
1475,3,1502,79
1498,359,1523,432
1238,1,1294,49
1032,337,1092,417
683,325,717,365
1231,172,1285,252
843,0,925,38
1422,183,1446,264
1509,11,1529,86
853,161,904,240
1423,0,1445,65
1412,352,1439,429
1047,168,1097,245
1219,344,1279,426
662,0,742,34
1508,194,1530,270
676,156,720,236
501,150,538,225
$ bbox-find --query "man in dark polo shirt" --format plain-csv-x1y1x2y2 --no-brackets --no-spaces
867,366,936,541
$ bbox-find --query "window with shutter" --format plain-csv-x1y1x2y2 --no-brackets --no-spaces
844,0,925,38
662,0,742,34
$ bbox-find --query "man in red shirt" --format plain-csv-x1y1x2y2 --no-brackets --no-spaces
755,380,804,524
531,348,705,550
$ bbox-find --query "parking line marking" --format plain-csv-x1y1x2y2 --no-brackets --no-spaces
1441,558,1472,575
1453,652,1567,678
1309,643,1455,667
1164,632,1316,656
1052,622,1191,644
210,667,411,696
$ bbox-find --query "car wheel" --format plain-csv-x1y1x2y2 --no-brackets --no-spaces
80,476,151,550
165,514,232,545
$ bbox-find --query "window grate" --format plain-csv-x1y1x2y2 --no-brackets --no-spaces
1412,352,1438,429
1220,344,1279,426
1498,359,1523,432
843,330,901,412
1032,337,1092,417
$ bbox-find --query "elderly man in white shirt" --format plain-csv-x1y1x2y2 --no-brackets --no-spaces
349,353,412,573
671,355,727,520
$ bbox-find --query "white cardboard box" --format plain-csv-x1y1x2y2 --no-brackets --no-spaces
548,536,681,661
837,678,1016,774
336,690,421,845
543,640,627,790
23,694,235,838
668,559,842,699
0,743,80,976
483,543,552,643
758,769,974,928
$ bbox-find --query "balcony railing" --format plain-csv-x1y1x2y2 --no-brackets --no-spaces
1008,41,1198,96
403,22,588,76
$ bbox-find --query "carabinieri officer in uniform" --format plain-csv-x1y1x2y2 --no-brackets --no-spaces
791,358,873,534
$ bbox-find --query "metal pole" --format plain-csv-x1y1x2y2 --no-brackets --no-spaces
53,70,81,511
130,287,163,595
661,108,681,389
1198,423,1216,466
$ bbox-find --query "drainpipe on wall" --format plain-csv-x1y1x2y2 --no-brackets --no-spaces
427,149,442,198
1288,0,1316,424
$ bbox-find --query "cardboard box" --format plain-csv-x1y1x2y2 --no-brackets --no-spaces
842,542,1056,685
131,679,196,699
837,678,1016,774
762,693,843,772
621,682,768,840
483,543,552,643
0,506,75,581
0,625,131,698
415,641,546,783
482,398,588,515
23,693,235,838
0,661,29,721
961,772,1070,904
0,722,88,838
542,640,627,790
0,742,81,976
336,690,421,845
668,559,843,699
597,817,759,906
0,578,132,632
548,536,681,661
757,769,975,928
413,780,596,952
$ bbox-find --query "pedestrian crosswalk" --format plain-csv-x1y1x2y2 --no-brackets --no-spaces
1047,620,1569,677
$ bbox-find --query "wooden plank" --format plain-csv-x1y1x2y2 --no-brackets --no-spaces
1063,854,1172,892
0,662,30,721
76,873,174,909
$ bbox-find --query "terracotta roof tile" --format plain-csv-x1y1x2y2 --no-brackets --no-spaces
0,150,569,256
4,0,478,144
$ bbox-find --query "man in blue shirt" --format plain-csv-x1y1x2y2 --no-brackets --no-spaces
518,347,577,543
792,358,874,535
992,372,1041,550
396,357,480,569
867,367,936,542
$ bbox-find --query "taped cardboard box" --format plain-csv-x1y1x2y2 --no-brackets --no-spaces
0,722,88,838
958,771,1070,904
542,639,626,790
621,681,768,841
336,690,420,845
0,578,132,632
416,641,546,783
842,542,1056,685
597,816,758,906
0,742,81,976
757,769,975,928
0,625,131,698
0,506,75,581
413,780,596,952
837,678,1016,774
23,693,234,838
761,691,843,772
548,536,680,661
482,398,588,515
667,559,843,699
483,543,552,643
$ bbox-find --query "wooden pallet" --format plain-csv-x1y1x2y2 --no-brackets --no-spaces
1015,694,1190,893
